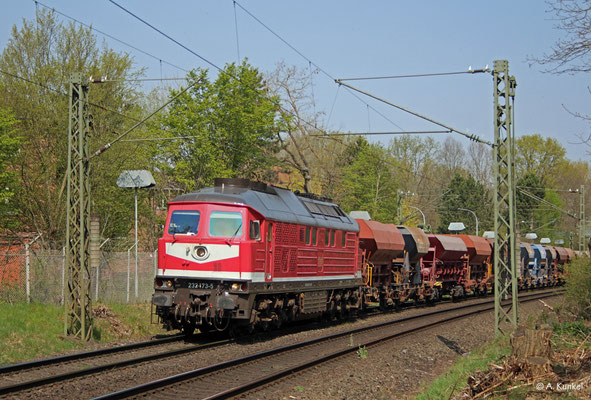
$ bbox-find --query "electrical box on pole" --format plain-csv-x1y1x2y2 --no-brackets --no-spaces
492,60,518,336
64,73,93,340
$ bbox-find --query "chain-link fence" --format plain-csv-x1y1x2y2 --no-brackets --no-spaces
0,243,157,305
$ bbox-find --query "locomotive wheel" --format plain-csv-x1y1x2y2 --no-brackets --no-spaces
327,300,337,321
338,300,347,320
182,322,195,337
198,322,212,334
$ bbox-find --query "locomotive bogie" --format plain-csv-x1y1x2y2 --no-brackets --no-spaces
153,276,362,333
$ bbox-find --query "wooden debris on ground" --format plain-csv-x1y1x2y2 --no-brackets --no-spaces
457,326,591,399
93,304,132,336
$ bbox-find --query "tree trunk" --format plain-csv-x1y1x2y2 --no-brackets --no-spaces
510,327,553,376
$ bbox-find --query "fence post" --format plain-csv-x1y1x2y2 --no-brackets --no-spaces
61,247,65,305
25,243,30,303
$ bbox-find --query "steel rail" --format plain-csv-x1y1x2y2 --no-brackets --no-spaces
212,291,561,400
93,289,563,400
0,337,230,396
0,334,183,374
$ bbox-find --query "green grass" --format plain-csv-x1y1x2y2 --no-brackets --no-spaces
0,302,165,366
413,335,510,400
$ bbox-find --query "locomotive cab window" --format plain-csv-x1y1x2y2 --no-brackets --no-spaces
168,210,200,235
209,211,243,237
249,220,261,241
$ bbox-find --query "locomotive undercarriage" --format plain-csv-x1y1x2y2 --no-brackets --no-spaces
152,277,362,335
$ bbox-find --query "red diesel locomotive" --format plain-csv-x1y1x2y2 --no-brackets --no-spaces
152,178,362,334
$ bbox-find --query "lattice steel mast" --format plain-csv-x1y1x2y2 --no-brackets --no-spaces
493,60,518,335
64,73,93,340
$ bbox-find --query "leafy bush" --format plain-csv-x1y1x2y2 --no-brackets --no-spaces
564,258,591,319
553,321,591,339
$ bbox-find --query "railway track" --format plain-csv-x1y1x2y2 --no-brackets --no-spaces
0,286,523,397
92,289,562,400
0,334,230,397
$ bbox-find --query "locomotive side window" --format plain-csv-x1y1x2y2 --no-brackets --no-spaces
267,222,273,242
342,231,347,247
249,220,261,241
312,227,317,245
324,229,330,246
330,230,335,247
168,210,200,235
305,226,311,244
209,211,243,237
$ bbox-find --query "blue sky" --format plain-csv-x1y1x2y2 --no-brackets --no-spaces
1,0,590,161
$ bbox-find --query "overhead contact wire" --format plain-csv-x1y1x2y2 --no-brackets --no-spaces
108,0,222,73
335,79,492,146
338,69,490,81
232,0,405,132
88,80,199,160
106,0,330,138
34,0,188,73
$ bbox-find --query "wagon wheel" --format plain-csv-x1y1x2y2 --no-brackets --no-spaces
271,312,282,329
428,287,440,304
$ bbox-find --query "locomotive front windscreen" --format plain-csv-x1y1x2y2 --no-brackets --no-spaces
168,210,200,235
209,211,243,237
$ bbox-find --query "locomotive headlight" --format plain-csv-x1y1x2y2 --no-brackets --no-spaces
192,245,209,260
166,280,173,288
231,283,240,291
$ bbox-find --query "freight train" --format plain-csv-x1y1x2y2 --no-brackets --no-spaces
151,178,573,335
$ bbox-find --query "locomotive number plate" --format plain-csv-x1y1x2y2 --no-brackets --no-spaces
186,281,215,290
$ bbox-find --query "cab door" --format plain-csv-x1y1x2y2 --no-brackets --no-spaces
265,222,274,281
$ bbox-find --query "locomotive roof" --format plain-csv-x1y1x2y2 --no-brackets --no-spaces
171,179,359,232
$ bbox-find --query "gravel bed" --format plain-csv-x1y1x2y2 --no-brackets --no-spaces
238,296,562,400
1,295,559,399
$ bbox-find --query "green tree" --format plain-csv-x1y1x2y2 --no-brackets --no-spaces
436,174,492,234
534,190,563,239
152,61,281,192
515,134,566,185
388,134,439,192
0,9,146,242
0,108,20,230
339,138,398,223
516,173,546,230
